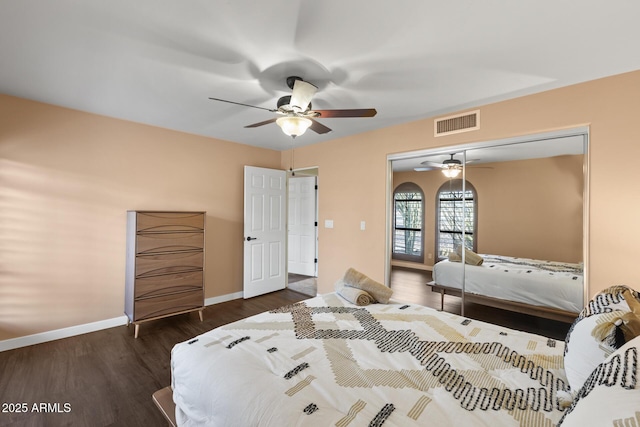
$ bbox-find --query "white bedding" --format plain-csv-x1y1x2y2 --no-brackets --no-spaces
432,255,584,313
171,293,569,426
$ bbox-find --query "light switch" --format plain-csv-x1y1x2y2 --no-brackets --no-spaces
325,219,334,229
360,221,366,230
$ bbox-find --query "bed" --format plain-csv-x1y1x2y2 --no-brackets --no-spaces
431,255,584,323
168,292,571,426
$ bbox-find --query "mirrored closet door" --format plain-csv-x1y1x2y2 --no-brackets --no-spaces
389,130,587,320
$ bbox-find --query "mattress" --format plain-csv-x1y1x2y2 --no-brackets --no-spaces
432,255,584,313
171,293,569,426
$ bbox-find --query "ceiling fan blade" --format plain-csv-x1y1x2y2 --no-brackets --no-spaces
414,167,438,172
419,160,445,167
209,97,276,112
309,118,332,134
244,117,278,128
313,108,377,118
290,80,317,112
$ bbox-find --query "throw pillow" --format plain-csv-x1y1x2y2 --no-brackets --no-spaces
558,335,640,426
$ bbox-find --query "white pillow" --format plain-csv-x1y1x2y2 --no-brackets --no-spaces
580,285,638,317
558,335,640,426
563,311,620,392
563,285,640,393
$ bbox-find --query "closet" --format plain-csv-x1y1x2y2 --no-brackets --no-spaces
388,128,588,318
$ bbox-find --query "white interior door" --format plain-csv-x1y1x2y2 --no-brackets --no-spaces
243,166,286,298
288,176,317,276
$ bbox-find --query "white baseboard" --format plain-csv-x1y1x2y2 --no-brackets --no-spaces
205,291,244,306
0,316,128,353
1,291,245,353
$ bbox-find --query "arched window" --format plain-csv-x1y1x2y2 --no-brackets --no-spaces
436,180,477,261
393,182,424,262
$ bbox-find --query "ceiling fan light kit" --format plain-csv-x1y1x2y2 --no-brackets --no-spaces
276,116,312,138
441,155,463,178
209,76,377,139
442,166,462,178
413,153,492,176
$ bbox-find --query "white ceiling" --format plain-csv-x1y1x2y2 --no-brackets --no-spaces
391,134,585,172
1,1,639,151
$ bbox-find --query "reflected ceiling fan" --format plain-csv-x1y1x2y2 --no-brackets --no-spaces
209,76,377,138
414,154,491,178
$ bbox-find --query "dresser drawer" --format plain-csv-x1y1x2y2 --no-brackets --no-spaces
135,251,203,278
134,289,203,321
136,212,204,233
134,271,203,299
136,232,204,255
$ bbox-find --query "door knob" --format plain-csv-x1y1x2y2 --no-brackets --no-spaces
246,236,257,241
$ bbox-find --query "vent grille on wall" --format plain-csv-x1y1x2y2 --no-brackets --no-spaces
434,110,480,137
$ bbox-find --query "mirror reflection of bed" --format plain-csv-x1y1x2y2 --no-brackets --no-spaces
389,267,571,339
390,133,586,338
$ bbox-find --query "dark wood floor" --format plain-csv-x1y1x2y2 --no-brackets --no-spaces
287,272,313,284
0,269,571,427
0,290,309,427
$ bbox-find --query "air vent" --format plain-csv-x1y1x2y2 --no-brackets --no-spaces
434,110,480,137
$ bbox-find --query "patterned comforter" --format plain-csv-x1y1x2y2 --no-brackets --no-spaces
171,293,569,426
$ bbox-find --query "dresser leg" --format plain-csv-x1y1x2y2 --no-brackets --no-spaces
198,309,204,322
134,324,140,339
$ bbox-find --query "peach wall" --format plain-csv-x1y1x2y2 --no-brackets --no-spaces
283,70,640,298
393,155,584,268
3,69,640,342
0,95,280,340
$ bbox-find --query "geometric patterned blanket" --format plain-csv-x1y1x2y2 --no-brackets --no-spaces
171,293,569,426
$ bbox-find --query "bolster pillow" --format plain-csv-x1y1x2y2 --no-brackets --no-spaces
334,281,374,306
342,268,393,304
456,246,484,266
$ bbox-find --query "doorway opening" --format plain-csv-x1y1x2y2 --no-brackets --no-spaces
287,167,318,297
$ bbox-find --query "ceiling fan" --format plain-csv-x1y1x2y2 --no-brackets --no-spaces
209,76,377,138
414,154,491,178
